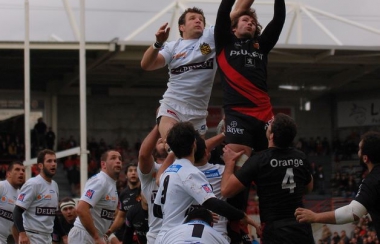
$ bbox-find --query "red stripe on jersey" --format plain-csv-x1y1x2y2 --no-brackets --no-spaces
217,50,273,121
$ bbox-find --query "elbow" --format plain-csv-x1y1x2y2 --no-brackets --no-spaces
221,187,232,198
140,61,150,71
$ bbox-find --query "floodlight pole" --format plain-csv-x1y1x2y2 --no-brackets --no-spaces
79,0,88,195
24,0,31,179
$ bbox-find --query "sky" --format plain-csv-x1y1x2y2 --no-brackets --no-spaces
0,0,379,46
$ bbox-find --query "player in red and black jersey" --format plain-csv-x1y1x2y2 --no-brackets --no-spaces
222,113,315,244
215,0,285,157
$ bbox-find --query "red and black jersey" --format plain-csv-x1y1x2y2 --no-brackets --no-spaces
235,147,312,223
215,0,285,120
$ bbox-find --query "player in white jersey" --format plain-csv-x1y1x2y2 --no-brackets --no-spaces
193,133,230,241
13,149,60,244
161,207,229,244
136,125,167,244
0,162,25,244
153,122,261,244
68,150,122,244
141,1,251,140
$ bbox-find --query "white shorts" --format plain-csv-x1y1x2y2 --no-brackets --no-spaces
157,102,208,135
147,231,158,244
25,231,51,244
68,226,95,244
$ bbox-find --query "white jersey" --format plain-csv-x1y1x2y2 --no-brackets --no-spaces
73,171,118,237
196,163,228,238
154,159,215,242
0,180,19,243
137,162,162,240
159,27,216,111
16,174,59,234
160,220,229,244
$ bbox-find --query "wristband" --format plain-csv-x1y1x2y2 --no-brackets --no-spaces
153,42,163,49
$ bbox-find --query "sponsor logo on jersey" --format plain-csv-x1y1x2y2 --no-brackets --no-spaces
226,121,244,135
1,196,15,205
245,56,255,67
105,195,117,202
36,194,52,200
165,164,182,173
229,50,263,60
17,193,26,202
100,209,115,220
85,189,95,199
199,42,211,55
49,190,55,193
203,169,221,178
170,58,213,75
174,52,187,59
35,207,56,216
202,184,212,193
0,208,13,221
270,158,304,168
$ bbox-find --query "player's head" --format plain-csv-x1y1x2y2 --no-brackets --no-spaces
178,7,206,39
359,131,380,165
37,149,57,180
231,8,262,39
267,113,297,148
60,197,77,224
125,163,139,186
153,138,168,163
100,150,122,180
194,133,207,164
7,161,25,188
166,122,197,159
185,207,213,226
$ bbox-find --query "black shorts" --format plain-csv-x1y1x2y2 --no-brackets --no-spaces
261,219,315,244
224,109,270,152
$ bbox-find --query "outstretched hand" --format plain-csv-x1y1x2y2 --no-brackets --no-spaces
155,23,171,44
294,207,316,223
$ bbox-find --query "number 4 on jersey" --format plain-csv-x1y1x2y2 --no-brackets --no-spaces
282,168,296,193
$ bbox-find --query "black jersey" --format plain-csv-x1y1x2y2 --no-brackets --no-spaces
119,186,140,212
355,165,380,235
125,203,149,244
235,147,312,223
215,0,285,121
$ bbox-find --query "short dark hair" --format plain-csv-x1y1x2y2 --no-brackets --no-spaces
271,113,297,148
167,122,196,159
37,149,55,164
231,8,262,40
194,133,206,163
185,207,213,226
125,163,137,174
7,161,23,172
178,7,206,37
361,131,380,164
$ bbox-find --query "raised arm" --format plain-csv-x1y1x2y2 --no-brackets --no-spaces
230,0,254,19
138,125,161,174
259,0,286,53
140,23,170,70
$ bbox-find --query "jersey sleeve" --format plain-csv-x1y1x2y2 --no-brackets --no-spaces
159,42,174,66
259,0,286,53
182,171,215,205
354,179,376,212
80,177,105,207
215,0,235,54
234,156,259,186
15,180,37,209
0,181,4,196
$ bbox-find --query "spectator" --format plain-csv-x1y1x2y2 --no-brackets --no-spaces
46,127,56,150
34,117,47,148
321,224,332,243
